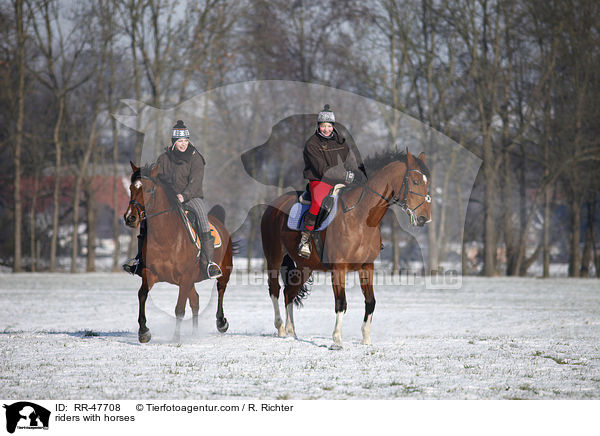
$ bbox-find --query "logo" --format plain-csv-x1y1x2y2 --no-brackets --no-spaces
3,402,50,434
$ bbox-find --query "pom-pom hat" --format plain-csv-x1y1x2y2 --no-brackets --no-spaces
171,120,190,145
317,104,335,124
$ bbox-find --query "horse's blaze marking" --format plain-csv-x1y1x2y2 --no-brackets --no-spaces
134,180,142,189
423,174,428,184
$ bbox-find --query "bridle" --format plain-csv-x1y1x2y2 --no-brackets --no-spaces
362,167,431,225
128,175,175,221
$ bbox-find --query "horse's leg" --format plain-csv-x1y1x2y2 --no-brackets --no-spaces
331,268,347,349
283,264,313,338
262,225,285,336
173,281,192,342
359,263,376,345
189,284,199,334
138,269,156,343
216,275,229,333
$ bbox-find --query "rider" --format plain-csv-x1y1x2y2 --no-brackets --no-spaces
298,105,366,258
123,120,222,279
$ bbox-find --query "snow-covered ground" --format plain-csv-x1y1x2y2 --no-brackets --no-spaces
1,271,599,399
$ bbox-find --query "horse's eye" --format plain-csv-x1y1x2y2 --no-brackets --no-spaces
413,179,419,185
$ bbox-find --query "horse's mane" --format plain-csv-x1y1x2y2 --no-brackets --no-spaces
136,164,181,209
364,150,431,180
400,151,431,179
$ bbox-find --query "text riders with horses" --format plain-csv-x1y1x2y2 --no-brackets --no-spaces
123,120,223,279
298,105,367,258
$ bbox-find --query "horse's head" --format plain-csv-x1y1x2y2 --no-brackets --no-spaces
401,151,432,227
124,161,145,228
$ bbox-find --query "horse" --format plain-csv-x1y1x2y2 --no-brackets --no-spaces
123,162,234,343
261,150,431,349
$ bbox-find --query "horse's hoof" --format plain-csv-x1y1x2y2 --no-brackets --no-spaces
285,325,295,337
217,317,229,333
329,343,343,350
277,325,287,337
138,330,151,343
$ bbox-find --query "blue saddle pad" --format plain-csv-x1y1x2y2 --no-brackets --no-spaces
287,195,339,231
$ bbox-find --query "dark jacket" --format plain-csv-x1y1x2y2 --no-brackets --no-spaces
302,129,361,185
156,145,206,200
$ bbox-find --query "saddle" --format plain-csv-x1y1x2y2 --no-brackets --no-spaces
287,183,346,232
181,205,222,250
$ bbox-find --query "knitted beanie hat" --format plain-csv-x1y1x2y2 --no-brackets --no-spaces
317,104,335,124
171,120,190,145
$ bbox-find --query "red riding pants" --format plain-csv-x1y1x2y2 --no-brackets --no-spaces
306,180,333,230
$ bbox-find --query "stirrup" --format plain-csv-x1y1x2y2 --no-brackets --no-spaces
298,233,312,259
122,258,139,275
207,262,223,279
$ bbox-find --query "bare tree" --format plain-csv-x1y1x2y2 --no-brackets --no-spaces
29,0,90,271
11,0,26,271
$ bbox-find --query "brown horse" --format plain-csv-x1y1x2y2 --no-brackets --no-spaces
123,162,233,343
261,150,431,349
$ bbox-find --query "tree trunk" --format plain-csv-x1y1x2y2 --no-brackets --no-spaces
49,95,65,272
501,149,517,276
580,196,596,277
13,0,26,272
391,214,399,275
568,196,581,277
542,184,552,278
70,116,100,273
29,171,40,272
482,135,497,276
85,175,97,273
109,27,121,272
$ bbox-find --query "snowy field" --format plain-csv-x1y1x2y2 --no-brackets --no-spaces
1,270,599,400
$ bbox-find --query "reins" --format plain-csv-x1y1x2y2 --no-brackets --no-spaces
129,175,176,220
341,166,431,218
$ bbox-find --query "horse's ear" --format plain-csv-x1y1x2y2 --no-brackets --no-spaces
130,161,139,172
417,152,426,164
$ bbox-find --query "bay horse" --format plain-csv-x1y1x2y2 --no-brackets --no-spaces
261,150,431,348
123,162,233,343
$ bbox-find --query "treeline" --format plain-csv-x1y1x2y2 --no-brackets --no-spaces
1,0,599,276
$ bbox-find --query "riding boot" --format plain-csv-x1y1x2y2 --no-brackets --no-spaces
200,231,222,279
298,212,317,259
123,220,146,277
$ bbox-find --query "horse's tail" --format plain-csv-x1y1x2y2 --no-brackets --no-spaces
232,239,242,255
209,204,239,254
280,254,312,307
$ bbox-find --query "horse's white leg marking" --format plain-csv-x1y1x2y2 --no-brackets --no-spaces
361,314,372,345
271,294,286,336
285,303,296,337
332,311,344,346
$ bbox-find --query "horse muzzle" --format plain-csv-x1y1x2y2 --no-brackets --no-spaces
124,212,138,228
